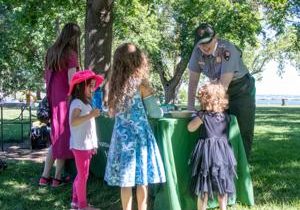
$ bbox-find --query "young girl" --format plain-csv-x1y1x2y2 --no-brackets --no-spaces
69,70,104,210
39,22,81,187
187,82,237,210
104,43,166,210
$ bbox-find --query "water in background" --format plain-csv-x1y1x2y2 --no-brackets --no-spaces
256,95,300,106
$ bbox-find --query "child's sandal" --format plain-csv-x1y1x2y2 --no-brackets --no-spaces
51,175,71,187
71,202,78,209
51,178,64,187
38,176,52,186
62,175,71,183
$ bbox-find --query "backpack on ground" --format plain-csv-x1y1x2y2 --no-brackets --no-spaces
30,123,50,150
0,159,7,171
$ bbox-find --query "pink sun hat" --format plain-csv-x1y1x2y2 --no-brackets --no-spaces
68,70,104,96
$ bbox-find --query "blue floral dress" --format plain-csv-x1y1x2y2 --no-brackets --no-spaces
104,92,166,187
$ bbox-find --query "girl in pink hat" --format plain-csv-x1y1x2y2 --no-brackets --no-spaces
69,70,104,210
39,22,81,187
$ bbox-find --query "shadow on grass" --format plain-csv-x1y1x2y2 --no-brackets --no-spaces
0,160,72,210
0,160,121,210
251,107,300,206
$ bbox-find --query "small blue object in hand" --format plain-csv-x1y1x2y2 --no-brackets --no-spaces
92,87,102,110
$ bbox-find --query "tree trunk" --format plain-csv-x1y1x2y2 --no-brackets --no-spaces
36,89,41,100
85,0,114,74
55,18,60,36
163,81,177,104
157,56,189,104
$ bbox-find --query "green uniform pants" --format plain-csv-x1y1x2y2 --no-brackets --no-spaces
228,74,256,160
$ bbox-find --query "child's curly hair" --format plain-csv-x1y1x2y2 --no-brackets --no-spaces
198,82,228,113
108,43,149,116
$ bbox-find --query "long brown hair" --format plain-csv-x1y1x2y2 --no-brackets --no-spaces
45,22,81,71
198,82,228,113
108,43,149,116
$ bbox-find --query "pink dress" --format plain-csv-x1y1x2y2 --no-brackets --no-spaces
45,51,78,159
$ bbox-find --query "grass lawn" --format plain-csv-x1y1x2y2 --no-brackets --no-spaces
248,106,300,210
0,160,121,210
0,106,300,210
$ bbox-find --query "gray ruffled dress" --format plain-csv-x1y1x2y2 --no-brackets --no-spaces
189,111,237,199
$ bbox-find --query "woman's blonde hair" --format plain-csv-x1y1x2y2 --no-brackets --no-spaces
108,43,149,116
198,82,228,113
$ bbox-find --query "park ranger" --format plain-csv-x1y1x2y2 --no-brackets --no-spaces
187,23,256,160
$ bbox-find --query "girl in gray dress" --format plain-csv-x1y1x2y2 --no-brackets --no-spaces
188,82,236,210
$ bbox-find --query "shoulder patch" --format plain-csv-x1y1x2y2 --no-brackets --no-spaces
223,50,231,61
218,43,225,48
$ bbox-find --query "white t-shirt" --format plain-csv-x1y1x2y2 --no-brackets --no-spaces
69,99,98,150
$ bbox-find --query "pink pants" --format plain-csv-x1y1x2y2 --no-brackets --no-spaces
72,149,93,208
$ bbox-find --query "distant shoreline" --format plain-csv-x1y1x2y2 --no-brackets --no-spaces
256,95,300,106
256,95,300,99
256,104,300,107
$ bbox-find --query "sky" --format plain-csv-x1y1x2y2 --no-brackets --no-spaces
256,61,300,96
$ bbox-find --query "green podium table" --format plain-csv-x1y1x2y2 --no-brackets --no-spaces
91,115,254,210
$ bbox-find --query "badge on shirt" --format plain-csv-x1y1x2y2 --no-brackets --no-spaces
198,61,205,65
216,56,221,63
198,29,205,37
223,50,231,61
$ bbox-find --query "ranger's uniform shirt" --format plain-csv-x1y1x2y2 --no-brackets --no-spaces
188,39,248,81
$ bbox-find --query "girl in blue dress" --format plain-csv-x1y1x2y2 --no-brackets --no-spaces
188,82,236,210
105,43,166,210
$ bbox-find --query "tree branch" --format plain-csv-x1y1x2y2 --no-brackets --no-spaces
251,57,269,75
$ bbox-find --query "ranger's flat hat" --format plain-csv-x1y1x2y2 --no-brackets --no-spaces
195,23,215,44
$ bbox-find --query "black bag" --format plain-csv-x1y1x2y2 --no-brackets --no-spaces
0,159,7,171
30,125,50,149
37,97,51,123
37,69,53,123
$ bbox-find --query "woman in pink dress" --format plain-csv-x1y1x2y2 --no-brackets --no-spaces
39,22,81,187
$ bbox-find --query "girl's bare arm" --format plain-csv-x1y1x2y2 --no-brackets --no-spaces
187,116,203,132
70,108,100,127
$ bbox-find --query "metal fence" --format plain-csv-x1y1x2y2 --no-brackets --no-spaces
0,103,34,151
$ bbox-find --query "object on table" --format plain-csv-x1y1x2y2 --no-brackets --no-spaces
161,104,178,113
168,110,194,118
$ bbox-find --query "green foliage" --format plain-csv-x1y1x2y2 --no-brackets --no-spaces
258,0,300,34
172,0,262,47
243,26,299,79
0,0,85,96
114,0,161,53
178,86,188,104
113,0,165,96
113,0,263,100
0,0,299,100
246,0,300,76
